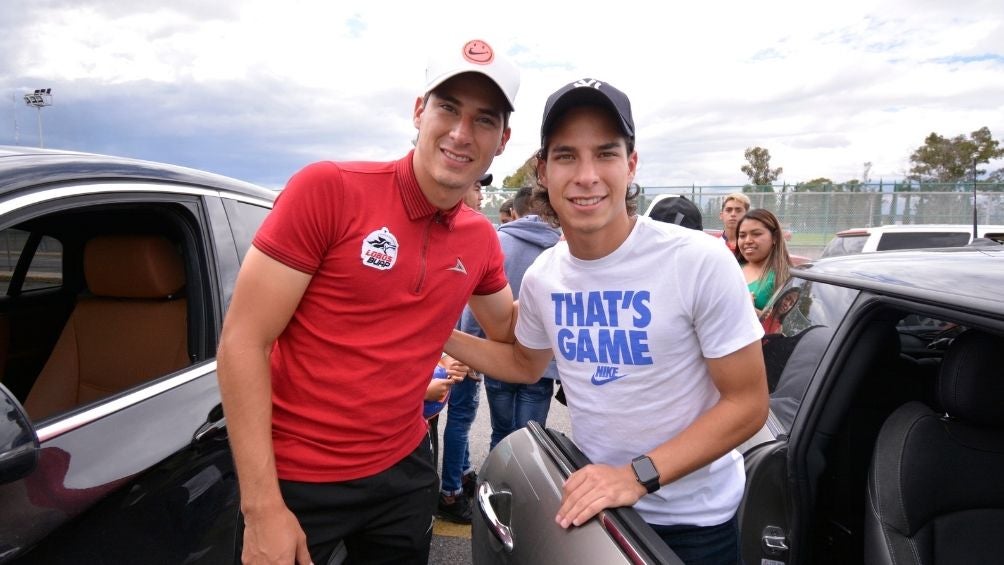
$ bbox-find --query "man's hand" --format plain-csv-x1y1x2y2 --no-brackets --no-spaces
555,463,648,528
241,505,313,564
440,354,470,380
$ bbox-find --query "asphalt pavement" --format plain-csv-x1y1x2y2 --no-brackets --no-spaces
429,380,571,565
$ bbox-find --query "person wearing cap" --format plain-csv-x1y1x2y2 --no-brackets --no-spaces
462,172,491,211
436,169,498,524
436,171,491,524
445,78,767,564
648,195,704,231
479,185,562,447
217,38,521,565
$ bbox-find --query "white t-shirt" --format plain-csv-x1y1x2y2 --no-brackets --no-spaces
516,216,764,526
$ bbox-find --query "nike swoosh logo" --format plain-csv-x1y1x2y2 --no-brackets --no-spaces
591,373,626,385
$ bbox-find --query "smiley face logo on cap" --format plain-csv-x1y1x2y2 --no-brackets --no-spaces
462,40,494,65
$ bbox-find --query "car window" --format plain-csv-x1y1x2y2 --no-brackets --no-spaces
222,199,271,261
876,231,969,251
820,234,867,258
3,199,215,423
23,235,63,292
760,278,857,431
0,229,63,294
0,228,29,294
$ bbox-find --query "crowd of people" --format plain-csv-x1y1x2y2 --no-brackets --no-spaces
217,37,798,565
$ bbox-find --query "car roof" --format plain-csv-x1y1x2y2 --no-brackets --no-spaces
835,224,1004,236
794,246,1004,317
0,145,276,200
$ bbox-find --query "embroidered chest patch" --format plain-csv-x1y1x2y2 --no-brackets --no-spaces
360,227,399,271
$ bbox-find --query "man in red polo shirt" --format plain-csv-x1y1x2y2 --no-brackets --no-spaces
217,38,520,565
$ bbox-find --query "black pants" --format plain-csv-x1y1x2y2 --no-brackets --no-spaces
267,436,439,565
648,513,741,565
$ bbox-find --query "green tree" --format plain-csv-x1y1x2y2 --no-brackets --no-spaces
843,179,864,192
741,146,783,191
502,153,538,188
794,177,834,192
908,126,1004,185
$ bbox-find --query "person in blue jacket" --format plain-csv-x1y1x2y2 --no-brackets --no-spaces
479,185,562,449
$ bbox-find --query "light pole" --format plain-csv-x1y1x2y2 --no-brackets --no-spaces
23,88,52,148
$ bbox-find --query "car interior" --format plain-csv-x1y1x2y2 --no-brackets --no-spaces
0,202,211,423
864,328,1004,564
22,233,189,420
796,306,1002,563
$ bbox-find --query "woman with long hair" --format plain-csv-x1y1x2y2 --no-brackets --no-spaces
735,209,792,314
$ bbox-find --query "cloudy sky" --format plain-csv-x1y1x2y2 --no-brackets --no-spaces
3,0,1003,190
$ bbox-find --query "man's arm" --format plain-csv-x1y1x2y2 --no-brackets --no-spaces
217,247,314,564
555,340,768,528
466,284,517,342
445,327,553,384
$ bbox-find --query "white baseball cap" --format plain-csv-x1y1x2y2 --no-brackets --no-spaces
425,39,520,112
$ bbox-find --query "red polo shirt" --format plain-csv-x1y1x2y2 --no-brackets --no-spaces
253,152,507,482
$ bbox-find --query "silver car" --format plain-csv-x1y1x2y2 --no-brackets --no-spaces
475,245,1004,564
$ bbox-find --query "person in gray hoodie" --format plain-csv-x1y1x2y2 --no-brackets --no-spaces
460,185,562,450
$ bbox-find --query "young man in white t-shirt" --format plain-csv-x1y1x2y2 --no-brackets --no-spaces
445,78,767,564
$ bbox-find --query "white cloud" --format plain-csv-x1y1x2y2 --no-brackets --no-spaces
2,0,1002,188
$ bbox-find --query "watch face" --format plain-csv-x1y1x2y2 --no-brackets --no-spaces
632,456,659,491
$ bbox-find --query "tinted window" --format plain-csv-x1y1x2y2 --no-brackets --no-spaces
760,278,856,431
821,234,868,257
24,236,63,291
876,231,969,251
0,228,28,294
0,229,62,294
223,200,271,260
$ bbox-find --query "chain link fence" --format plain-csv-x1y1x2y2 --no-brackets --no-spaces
645,183,1004,259
482,182,1004,259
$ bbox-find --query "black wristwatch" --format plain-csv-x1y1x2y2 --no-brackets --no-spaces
631,455,661,494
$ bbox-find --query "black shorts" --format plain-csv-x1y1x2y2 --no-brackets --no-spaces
252,434,439,565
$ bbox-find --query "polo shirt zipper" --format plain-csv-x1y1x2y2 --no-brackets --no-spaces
415,211,442,293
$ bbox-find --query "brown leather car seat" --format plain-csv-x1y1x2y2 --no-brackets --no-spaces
24,235,189,421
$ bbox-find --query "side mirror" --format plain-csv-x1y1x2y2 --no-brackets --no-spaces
0,383,38,484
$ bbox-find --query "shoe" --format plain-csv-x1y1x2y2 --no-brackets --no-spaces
461,470,478,499
437,493,472,524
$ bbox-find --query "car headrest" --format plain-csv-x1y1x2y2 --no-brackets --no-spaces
84,235,185,298
938,329,1004,427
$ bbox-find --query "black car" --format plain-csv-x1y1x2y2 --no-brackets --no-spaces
0,146,275,563
475,245,1004,564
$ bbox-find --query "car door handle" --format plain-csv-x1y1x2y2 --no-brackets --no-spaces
477,482,514,552
194,416,226,442
194,404,227,442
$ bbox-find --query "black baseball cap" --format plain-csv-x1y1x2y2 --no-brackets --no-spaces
649,196,703,231
540,78,635,145
478,173,493,186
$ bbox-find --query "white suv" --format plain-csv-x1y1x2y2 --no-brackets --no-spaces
820,224,1004,258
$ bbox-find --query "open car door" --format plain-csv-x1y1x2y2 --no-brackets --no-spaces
473,421,683,565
